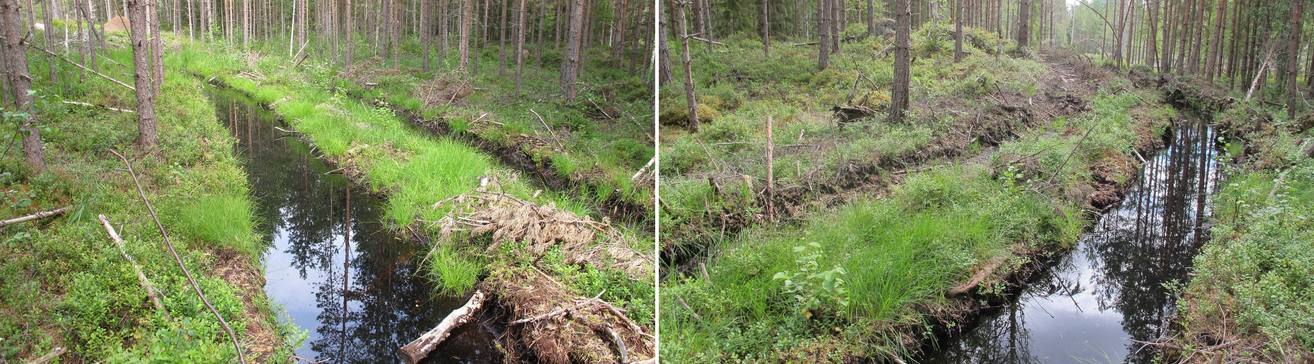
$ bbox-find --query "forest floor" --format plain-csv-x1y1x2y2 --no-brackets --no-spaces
1,41,290,362
659,26,1182,362
1159,83,1314,362
175,38,655,362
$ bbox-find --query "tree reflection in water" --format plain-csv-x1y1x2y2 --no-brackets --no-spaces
212,90,499,363
930,118,1219,364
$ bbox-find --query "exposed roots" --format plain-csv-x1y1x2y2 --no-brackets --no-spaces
487,269,654,364
433,188,652,281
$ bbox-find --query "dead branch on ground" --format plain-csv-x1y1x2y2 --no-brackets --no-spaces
398,290,489,364
0,206,70,228
99,214,169,314
110,149,248,364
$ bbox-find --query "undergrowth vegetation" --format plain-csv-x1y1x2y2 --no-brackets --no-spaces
0,44,291,362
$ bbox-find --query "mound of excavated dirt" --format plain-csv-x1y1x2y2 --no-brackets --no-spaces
487,268,653,363
433,187,652,281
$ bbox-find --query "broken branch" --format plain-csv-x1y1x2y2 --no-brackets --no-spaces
0,206,70,228
399,289,489,364
99,214,168,314
110,150,247,364
32,46,134,91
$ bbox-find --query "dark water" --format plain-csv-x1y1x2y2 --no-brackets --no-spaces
210,89,498,363
929,119,1221,363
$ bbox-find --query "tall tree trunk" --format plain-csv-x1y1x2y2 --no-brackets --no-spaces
673,0,698,130
345,0,354,67
1017,0,1030,49
866,0,873,36
1287,0,1303,119
818,0,830,70
891,0,910,122
41,0,55,83
1204,0,1226,81
560,0,583,101
1,0,45,171
761,0,769,56
1146,0,1159,71
459,0,471,73
513,0,524,95
126,0,158,149
497,0,507,75
658,0,671,84
954,0,963,62
422,0,431,71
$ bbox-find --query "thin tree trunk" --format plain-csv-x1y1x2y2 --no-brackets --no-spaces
459,0,471,73
127,0,157,149
1,0,45,171
954,0,963,62
41,0,55,83
891,0,910,122
513,0,524,95
1017,0,1030,49
497,0,507,75
560,0,583,101
1287,0,1302,119
673,0,697,130
819,0,830,70
761,0,769,56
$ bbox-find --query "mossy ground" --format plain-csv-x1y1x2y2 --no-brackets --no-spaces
1,36,291,362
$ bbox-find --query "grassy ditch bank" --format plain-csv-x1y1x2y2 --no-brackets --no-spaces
175,44,655,362
660,77,1176,362
1161,91,1314,362
1,45,290,362
333,49,654,223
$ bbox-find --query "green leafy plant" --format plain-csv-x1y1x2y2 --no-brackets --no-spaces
772,242,849,319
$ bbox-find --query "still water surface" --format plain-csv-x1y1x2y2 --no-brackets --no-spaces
929,118,1221,363
211,89,498,363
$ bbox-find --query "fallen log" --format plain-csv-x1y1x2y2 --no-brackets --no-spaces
0,206,70,228
24,346,65,364
399,289,489,364
99,214,168,313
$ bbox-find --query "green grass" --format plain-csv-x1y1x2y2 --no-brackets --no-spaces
1,44,291,362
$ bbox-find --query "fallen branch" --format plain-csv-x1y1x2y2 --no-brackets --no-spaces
24,346,65,364
529,108,567,151
32,46,134,91
61,100,135,113
110,150,247,364
690,36,726,46
99,214,168,314
631,156,657,181
0,206,70,228
398,289,489,364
